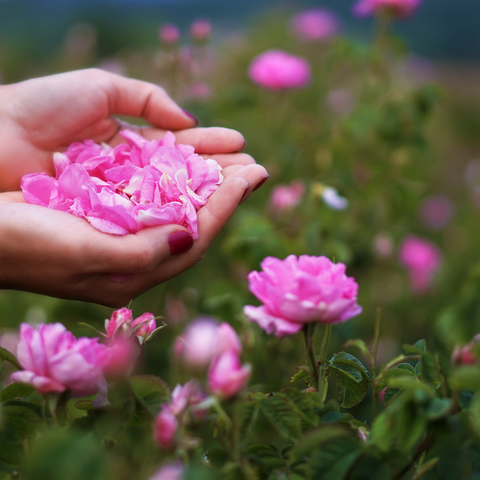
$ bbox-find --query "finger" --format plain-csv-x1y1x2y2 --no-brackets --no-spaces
99,70,197,130
200,153,256,168
141,127,246,153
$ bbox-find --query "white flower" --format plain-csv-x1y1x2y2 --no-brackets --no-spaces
322,187,348,210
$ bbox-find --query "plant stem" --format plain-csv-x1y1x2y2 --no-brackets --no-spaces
303,324,319,391
371,308,381,420
318,323,332,401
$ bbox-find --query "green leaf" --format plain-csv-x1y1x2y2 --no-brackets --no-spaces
328,363,363,383
343,339,373,365
129,375,170,409
281,388,320,429
449,366,480,391
0,473,11,480
260,394,304,441
291,368,310,384
336,373,369,409
308,436,361,480
420,352,436,383
240,392,262,440
378,365,416,392
347,454,392,480
290,425,350,462
0,383,35,403
74,399,94,411
0,347,21,370
403,339,426,354
331,352,372,380
426,398,451,420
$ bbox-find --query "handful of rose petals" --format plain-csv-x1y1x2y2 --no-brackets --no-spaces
21,130,223,238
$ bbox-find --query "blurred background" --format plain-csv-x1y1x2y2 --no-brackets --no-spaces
2,0,480,428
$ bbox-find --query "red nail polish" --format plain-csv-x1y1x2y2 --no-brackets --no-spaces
168,231,194,255
253,175,269,191
239,182,251,205
181,109,198,125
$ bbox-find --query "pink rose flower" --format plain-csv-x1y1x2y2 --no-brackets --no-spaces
270,180,304,212
291,9,339,42
244,255,362,337
208,351,251,400
103,338,139,380
399,236,441,294
189,19,212,42
154,405,178,450
248,50,311,91
105,308,156,344
159,24,180,44
174,318,242,369
149,463,183,480
420,195,454,230
11,323,108,403
21,130,223,239
170,379,208,419
353,0,421,18
452,334,480,366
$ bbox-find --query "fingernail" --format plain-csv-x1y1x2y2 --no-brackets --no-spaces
168,231,194,255
181,109,198,125
239,182,251,205
253,175,269,191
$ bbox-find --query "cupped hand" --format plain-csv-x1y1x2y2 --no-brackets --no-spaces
0,68,249,191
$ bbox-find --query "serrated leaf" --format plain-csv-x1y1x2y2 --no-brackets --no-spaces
331,352,372,380
290,425,350,462
322,411,346,423
336,372,369,408
378,366,416,392
281,388,320,429
329,363,363,383
0,383,35,403
0,347,21,370
291,368,310,384
129,375,170,409
260,394,304,440
74,399,94,411
240,392,262,440
308,435,361,480
403,339,426,354
420,352,436,383
396,363,416,373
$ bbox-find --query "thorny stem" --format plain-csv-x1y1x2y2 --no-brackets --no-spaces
303,324,319,391
318,323,332,401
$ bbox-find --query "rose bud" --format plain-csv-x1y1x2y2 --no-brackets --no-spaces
208,351,251,400
154,405,178,450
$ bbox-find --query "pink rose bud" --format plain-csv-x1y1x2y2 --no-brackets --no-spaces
103,338,139,380
208,351,251,400
106,308,134,338
378,387,387,405
420,195,454,230
189,19,212,42
174,319,242,369
291,9,339,42
132,312,156,343
353,0,421,18
159,23,180,44
399,236,441,294
270,181,305,212
11,323,108,402
149,462,183,480
244,255,362,337
452,334,480,366
248,50,311,91
155,405,178,450
170,379,208,419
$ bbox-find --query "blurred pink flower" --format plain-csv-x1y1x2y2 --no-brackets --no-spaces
399,236,441,293
189,19,212,42
154,405,178,450
420,195,454,230
21,130,223,239
244,255,362,337
187,82,213,101
149,462,183,480
248,50,311,91
372,232,394,259
353,0,421,18
452,334,480,366
105,308,156,344
103,337,139,380
165,294,189,324
171,379,208,419
11,323,108,403
174,318,242,369
270,180,304,212
291,9,339,42
159,24,180,44
208,351,251,400
327,88,356,116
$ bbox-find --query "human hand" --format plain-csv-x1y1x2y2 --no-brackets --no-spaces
0,68,249,191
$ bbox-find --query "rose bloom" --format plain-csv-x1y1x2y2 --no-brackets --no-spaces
102,337,139,380
174,318,241,369
353,0,421,18
170,379,208,419
399,236,441,293
149,463,183,480
208,351,251,400
244,255,362,337
11,323,108,404
159,23,180,44
154,405,178,450
291,9,339,42
248,50,311,91
420,195,454,230
270,180,304,212
452,334,480,366
105,308,156,344
189,19,212,42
